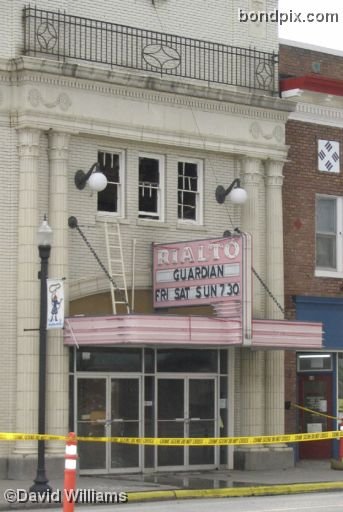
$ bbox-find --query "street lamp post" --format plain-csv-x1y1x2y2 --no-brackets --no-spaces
30,216,53,495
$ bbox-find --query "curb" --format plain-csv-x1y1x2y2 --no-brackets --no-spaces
127,481,343,502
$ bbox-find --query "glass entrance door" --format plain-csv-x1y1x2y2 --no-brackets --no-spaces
157,376,217,469
110,378,140,470
188,379,215,466
157,379,185,467
77,377,107,472
76,375,142,473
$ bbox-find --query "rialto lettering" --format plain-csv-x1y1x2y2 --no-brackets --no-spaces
157,240,240,266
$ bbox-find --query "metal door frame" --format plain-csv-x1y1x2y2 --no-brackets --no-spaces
155,374,218,471
297,372,333,460
75,373,143,474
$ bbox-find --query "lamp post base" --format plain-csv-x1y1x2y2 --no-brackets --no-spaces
8,453,64,481
29,478,52,495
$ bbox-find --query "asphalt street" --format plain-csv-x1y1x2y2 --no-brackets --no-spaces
26,492,343,512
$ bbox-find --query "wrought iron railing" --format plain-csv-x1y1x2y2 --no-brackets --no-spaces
23,5,278,93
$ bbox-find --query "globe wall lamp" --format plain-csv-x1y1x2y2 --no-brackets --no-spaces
74,162,107,192
30,216,53,495
215,178,248,205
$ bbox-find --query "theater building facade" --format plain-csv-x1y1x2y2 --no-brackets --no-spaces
0,1,323,477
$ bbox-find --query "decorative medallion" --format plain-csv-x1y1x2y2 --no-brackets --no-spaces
142,43,181,71
255,61,273,90
273,125,284,143
250,121,261,139
28,89,40,108
36,21,58,51
28,89,72,112
249,122,284,142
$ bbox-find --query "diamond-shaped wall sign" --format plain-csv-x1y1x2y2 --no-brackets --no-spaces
318,140,340,173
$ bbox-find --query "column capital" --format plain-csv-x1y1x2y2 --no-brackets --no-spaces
240,156,263,175
17,128,41,158
265,159,285,187
48,131,70,161
265,159,286,177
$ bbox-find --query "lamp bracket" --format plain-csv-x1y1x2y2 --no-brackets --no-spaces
74,163,98,190
68,216,78,229
215,178,241,204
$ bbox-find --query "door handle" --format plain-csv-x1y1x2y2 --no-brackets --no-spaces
175,418,185,422
190,417,201,421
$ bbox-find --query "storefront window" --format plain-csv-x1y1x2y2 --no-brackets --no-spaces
297,354,332,372
157,349,217,373
76,347,142,372
144,349,155,373
220,349,228,374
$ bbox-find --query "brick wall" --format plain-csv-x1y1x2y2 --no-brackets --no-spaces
283,120,343,317
283,119,343,434
281,41,343,436
280,44,343,80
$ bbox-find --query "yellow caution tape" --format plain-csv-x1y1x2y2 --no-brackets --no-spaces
0,433,64,442
291,402,340,421
0,430,343,445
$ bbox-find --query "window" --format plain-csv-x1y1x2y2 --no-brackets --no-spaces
318,140,340,173
316,195,343,276
297,353,332,372
138,154,164,220
177,159,203,223
97,151,124,216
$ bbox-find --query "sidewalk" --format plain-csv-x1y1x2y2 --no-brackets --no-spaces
0,460,342,508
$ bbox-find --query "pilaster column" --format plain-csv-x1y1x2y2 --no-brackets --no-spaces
240,157,265,437
240,157,264,317
265,159,285,435
46,131,70,453
265,159,284,320
15,128,41,454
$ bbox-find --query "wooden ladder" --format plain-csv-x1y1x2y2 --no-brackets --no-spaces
104,221,130,314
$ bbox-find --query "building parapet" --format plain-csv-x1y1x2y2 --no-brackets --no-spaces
23,4,278,94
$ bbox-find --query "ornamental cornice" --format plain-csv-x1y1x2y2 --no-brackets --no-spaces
12,110,290,162
18,73,288,122
289,102,343,128
5,57,293,123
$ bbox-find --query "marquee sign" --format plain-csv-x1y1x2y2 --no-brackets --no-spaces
153,236,244,309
